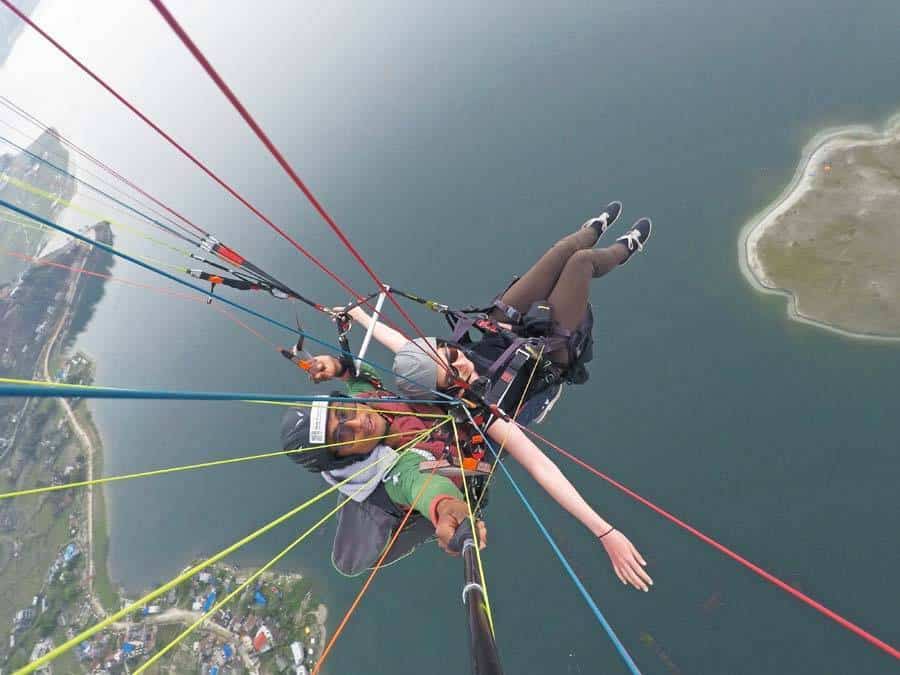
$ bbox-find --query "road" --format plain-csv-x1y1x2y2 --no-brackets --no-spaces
36,233,107,619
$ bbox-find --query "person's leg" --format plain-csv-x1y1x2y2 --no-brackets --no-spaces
491,202,621,318
545,244,628,360
545,218,652,363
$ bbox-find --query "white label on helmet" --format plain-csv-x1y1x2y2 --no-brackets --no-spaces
309,400,328,445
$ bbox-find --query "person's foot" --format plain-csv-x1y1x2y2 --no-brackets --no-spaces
581,201,622,238
614,217,652,264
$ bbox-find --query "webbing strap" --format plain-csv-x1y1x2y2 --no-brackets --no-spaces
449,315,479,343
487,338,526,379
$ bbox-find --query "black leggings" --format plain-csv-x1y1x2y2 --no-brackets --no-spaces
490,227,627,363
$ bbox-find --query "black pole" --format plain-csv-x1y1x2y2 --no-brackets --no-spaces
449,520,504,675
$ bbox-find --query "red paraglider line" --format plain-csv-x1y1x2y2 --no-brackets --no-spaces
148,0,448,369
0,95,208,238
0,0,370,311
1,248,279,349
521,424,900,662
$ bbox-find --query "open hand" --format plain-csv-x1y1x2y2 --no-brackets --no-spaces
434,498,487,557
601,530,652,592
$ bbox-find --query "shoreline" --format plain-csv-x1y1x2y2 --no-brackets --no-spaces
737,110,900,342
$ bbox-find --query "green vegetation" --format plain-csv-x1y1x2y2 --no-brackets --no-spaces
282,577,313,615
92,512,116,611
6,647,28,672
0,497,70,623
3,553,82,666
51,647,80,674
90,435,117,613
156,623,182,646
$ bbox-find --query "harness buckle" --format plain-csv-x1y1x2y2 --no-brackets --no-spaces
492,299,522,324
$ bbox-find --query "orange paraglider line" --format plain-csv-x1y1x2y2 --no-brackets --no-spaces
312,467,441,674
1,247,279,350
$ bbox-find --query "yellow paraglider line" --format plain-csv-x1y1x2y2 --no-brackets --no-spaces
18,417,450,675
451,418,496,636
0,429,433,501
471,344,545,514
134,421,446,673
1,171,192,263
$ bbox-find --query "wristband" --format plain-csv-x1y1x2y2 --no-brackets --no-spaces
598,526,615,539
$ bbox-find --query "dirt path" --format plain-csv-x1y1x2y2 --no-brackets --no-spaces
111,608,236,641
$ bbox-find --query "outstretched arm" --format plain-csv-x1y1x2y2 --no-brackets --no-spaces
486,417,652,591
346,306,408,354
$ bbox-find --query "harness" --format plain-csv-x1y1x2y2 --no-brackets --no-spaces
440,288,595,422
281,285,593,574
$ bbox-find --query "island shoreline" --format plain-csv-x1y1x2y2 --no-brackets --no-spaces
737,110,900,341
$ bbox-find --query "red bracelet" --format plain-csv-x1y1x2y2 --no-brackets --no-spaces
598,526,615,539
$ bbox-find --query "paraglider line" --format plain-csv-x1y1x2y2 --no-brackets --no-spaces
0,246,278,348
0,377,450,406
451,418,496,634
0,426,447,501
148,0,452,375
312,466,442,675
135,424,442,673
0,94,207,237
0,0,436,356
0,129,201,246
521,425,900,662
0,168,196,261
19,447,418,675
472,344,546,514
0,198,454,400
463,410,642,675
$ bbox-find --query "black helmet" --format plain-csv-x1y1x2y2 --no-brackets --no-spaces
280,396,358,473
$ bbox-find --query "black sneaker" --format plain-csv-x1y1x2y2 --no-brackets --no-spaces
615,217,652,264
581,200,622,238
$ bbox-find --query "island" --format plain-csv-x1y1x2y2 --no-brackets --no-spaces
740,113,900,338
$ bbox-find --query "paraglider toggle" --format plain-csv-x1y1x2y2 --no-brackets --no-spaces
280,314,315,376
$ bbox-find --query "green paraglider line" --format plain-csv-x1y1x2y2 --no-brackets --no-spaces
0,198,455,401
0,427,445,502
0,94,206,238
18,421,447,675
0,131,201,245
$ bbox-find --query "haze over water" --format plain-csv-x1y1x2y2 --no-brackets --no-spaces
3,1,899,673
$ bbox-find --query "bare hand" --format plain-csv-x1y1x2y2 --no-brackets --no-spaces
434,499,487,556
601,530,653,592
308,355,341,383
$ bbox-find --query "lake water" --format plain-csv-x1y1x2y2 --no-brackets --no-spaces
4,1,900,672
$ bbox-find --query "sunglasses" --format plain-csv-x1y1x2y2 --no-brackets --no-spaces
443,347,461,384
331,406,358,444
